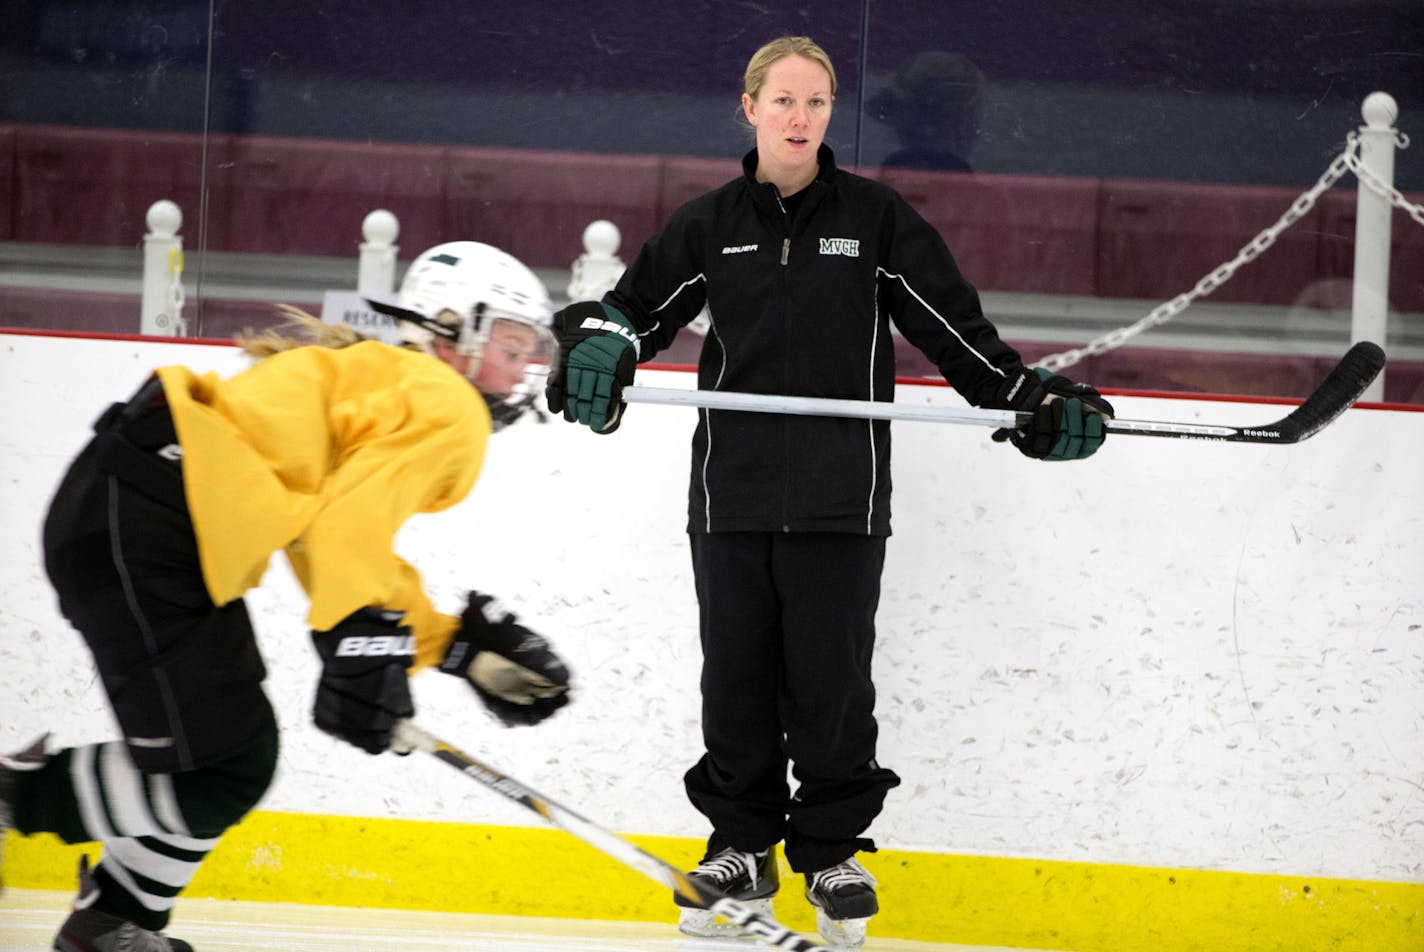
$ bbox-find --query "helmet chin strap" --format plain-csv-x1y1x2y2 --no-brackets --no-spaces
366,295,492,379
481,389,545,432
363,297,462,344
457,302,488,360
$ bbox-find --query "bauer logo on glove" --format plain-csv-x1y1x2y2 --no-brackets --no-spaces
578,315,640,346
439,591,572,727
545,301,639,433
333,634,415,658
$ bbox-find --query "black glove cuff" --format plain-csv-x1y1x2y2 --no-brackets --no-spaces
438,591,524,679
457,592,526,653
985,368,1047,412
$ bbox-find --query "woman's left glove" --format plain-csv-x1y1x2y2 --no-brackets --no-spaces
991,367,1114,461
439,592,572,727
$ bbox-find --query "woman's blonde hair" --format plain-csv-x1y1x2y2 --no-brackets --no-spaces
743,36,837,101
235,304,373,359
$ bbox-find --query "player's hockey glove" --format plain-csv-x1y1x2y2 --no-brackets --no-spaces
311,607,415,754
990,367,1114,460
440,591,571,727
545,301,639,433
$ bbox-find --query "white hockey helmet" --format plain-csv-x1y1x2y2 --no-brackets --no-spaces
396,241,556,428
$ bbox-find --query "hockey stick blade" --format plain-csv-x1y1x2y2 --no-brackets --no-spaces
1106,340,1385,443
392,722,828,952
623,341,1385,445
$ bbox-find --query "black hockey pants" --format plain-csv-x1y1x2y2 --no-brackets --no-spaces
684,531,901,874
42,376,276,773
25,378,279,928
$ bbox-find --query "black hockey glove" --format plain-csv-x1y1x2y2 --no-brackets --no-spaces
440,592,571,727
991,367,1114,461
311,608,415,754
545,301,638,434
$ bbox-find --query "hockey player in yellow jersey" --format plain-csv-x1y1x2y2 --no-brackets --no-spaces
0,241,572,952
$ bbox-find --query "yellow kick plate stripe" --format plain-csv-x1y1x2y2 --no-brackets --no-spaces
5,812,1419,951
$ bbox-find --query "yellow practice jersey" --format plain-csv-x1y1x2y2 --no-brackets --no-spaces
156,341,490,668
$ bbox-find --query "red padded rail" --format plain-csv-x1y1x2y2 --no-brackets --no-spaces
4,125,1420,311
441,145,663,271
0,124,15,242
878,167,1101,296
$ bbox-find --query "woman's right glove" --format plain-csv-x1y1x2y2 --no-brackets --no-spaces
545,301,639,433
439,592,572,727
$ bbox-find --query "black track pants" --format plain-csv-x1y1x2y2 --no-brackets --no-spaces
684,531,901,874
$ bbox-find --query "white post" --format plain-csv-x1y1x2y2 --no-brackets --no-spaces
1350,91,1398,402
141,200,186,336
358,209,400,296
566,219,626,301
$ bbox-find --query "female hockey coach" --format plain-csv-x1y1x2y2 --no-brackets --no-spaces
543,35,1114,949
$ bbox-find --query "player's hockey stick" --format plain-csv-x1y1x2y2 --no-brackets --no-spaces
626,340,1385,445
392,722,827,952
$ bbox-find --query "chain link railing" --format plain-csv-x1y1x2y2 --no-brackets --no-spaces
1036,128,1421,372
1347,131,1424,227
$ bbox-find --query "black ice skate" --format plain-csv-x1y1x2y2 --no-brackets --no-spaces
804,856,878,948
54,855,194,952
673,846,780,938
0,733,49,892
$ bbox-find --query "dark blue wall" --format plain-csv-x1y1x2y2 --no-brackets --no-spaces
2,0,1420,187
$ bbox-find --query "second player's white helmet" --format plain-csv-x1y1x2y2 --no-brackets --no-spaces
396,241,556,428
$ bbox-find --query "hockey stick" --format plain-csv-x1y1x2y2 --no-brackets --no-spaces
625,341,1385,445
391,722,827,952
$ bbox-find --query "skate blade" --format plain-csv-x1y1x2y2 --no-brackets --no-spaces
814,908,870,948
678,898,775,939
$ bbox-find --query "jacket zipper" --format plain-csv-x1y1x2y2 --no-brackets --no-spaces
772,188,798,530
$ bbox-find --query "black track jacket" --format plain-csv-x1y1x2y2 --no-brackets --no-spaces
605,145,1029,536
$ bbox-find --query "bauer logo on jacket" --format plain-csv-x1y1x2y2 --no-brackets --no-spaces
819,237,860,257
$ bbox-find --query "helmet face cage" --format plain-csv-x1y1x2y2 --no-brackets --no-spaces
397,242,555,428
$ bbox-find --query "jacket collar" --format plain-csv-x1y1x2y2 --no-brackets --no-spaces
741,144,837,214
